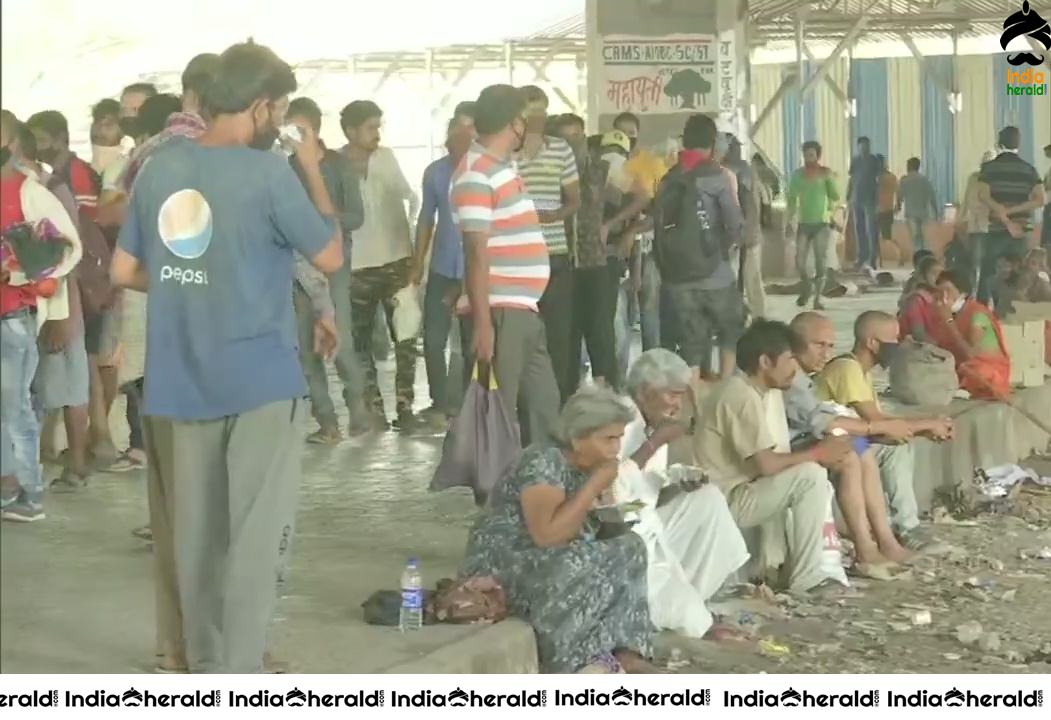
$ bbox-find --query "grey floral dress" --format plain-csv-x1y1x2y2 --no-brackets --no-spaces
461,444,654,673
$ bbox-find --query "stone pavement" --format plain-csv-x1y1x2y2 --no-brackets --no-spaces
2,287,1048,674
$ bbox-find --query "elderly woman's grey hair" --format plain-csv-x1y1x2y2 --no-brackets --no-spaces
555,385,636,444
626,349,691,399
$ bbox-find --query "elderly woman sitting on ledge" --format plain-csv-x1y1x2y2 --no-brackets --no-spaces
461,386,658,674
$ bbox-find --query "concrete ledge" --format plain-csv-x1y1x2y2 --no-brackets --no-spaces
380,619,538,674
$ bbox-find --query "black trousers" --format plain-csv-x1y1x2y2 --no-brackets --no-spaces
538,256,576,405
569,264,618,393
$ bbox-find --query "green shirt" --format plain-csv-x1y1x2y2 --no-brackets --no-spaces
787,167,840,224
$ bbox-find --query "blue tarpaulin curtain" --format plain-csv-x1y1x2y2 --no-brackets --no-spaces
921,55,956,205
849,58,890,159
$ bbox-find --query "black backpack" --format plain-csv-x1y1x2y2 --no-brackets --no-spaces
652,163,725,283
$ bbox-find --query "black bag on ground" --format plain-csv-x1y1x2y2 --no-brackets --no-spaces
361,590,435,626
652,163,724,283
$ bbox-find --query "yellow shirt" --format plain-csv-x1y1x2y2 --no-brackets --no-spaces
624,150,668,199
814,356,880,410
693,375,777,494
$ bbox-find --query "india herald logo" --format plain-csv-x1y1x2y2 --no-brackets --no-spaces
1001,1,1051,66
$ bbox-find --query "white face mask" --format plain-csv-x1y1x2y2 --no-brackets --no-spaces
1039,271,1050,283
951,296,966,314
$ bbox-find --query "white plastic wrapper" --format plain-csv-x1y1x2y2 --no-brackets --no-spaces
391,284,423,342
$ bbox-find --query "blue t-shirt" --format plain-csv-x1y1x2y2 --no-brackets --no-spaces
119,138,333,421
849,153,881,204
418,155,464,280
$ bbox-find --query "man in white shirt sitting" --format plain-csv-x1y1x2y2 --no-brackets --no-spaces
612,349,749,638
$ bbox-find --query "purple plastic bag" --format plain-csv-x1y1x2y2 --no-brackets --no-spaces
430,364,521,507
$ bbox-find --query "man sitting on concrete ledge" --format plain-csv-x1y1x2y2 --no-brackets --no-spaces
614,349,750,638
785,312,913,578
693,320,852,597
814,310,953,553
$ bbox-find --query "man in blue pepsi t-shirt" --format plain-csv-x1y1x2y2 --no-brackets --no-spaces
112,41,343,674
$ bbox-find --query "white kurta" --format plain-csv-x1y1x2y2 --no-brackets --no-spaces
614,414,750,638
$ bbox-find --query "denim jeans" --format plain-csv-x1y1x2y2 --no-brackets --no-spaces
124,376,144,451
639,252,662,352
423,273,462,414
1,312,42,506
294,263,368,429
851,201,879,267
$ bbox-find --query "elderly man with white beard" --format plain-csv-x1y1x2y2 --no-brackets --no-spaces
610,349,750,638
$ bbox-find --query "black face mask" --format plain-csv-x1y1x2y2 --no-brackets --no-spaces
119,116,138,137
250,118,279,152
876,341,900,368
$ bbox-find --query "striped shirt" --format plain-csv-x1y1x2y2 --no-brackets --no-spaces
979,152,1042,231
516,136,579,256
451,142,550,312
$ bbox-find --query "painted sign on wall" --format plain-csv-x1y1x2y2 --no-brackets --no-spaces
599,35,720,115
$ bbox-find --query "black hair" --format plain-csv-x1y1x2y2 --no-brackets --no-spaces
998,125,1021,150
736,319,798,374
682,113,717,151
203,41,297,117
907,157,921,172
453,101,476,121
340,100,382,133
916,254,942,282
802,140,822,157
122,82,158,99
999,248,1024,265
936,269,973,296
181,53,220,98
912,248,934,266
519,85,548,107
857,136,870,146
26,110,69,143
136,94,182,138
876,153,887,171
288,96,323,133
13,121,37,161
560,113,585,132
613,111,640,133
473,84,525,136
91,98,121,123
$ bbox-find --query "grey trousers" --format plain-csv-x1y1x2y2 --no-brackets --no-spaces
149,398,305,673
293,267,367,430
872,442,919,534
464,307,560,446
796,223,830,297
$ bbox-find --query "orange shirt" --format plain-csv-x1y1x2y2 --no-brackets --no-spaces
878,172,898,213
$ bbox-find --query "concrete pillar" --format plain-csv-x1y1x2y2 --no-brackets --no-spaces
586,0,749,147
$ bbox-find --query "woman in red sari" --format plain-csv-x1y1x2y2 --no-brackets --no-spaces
933,269,1011,399
898,255,947,344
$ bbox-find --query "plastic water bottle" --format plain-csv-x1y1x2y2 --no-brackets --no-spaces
399,557,424,632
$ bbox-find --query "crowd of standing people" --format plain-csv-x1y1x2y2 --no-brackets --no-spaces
1,38,1048,674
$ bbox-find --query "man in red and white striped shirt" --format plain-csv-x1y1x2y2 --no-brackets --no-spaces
450,84,559,443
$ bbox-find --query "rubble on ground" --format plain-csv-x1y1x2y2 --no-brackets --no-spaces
655,476,1051,674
